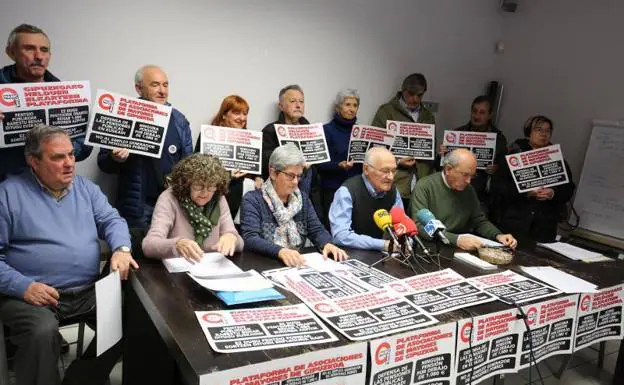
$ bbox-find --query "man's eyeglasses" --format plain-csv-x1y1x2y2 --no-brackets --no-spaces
277,170,304,181
365,163,397,176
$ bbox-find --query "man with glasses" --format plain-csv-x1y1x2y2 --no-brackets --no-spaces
329,147,403,251
411,148,517,251
372,73,436,211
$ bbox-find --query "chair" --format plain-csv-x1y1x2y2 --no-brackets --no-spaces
0,319,87,383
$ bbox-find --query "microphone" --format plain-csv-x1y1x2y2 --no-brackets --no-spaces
373,209,400,246
390,207,431,256
415,209,450,245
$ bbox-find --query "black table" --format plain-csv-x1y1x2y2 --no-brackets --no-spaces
122,243,624,385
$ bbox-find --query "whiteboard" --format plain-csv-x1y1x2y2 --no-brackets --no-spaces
573,120,624,240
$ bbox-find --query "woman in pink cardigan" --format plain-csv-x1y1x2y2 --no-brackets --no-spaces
142,154,244,261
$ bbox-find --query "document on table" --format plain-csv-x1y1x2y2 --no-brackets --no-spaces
520,266,598,293
162,252,239,275
189,270,274,292
302,252,349,272
537,242,610,262
95,270,122,357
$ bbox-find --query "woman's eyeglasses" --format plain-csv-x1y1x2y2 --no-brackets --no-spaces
277,170,304,181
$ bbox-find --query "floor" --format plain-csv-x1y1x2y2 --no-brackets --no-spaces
7,327,620,385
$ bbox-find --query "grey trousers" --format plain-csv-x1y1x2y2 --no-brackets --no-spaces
0,284,97,385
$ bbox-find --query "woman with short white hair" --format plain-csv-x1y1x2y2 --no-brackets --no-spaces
240,144,348,266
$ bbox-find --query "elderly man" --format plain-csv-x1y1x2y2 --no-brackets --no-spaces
97,65,193,231
329,147,403,251
261,84,313,195
0,125,138,385
372,73,436,210
0,24,91,182
440,95,508,209
411,148,517,251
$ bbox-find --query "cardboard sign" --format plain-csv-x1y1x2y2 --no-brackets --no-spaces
505,144,569,193
386,269,496,315
199,125,262,173
574,284,624,351
369,322,456,385
456,309,521,385
275,123,329,164
387,121,435,160
195,304,338,353
517,295,579,369
441,130,497,170
0,81,90,147
347,125,395,163
85,89,172,158
200,342,368,385
468,271,561,304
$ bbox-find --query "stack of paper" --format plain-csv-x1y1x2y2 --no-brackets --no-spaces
537,242,611,262
520,266,598,293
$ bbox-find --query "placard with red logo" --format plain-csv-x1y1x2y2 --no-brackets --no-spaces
441,130,497,169
0,81,91,147
274,123,330,165
278,269,438,341
199,342,368,385
195,304,337,353
387,120,435,160
385,268,496,315
84,89,172,159
467,271,561,304
455,309,522,385
346,125,396,163
517,295,579,369
199,125,262,173
505,144,569,193
368,322,456,385
574,284,624,351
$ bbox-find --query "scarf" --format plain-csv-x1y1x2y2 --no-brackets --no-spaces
180,196,221,245
261,180,303,249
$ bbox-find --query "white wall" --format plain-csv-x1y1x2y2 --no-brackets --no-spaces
1,0,503,198
497,0,624,181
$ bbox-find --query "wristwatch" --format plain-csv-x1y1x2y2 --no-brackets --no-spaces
114,246,131,253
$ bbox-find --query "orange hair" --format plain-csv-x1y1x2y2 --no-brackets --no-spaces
211,95,250,128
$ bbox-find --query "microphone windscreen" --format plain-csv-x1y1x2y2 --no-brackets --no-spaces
373,209,392,231
389,207,406,224
415,208,435,225
402,216,418,236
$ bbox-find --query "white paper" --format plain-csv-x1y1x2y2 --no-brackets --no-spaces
505,144,570,193
274,123,330,165
199,342,368,385
84,89,172,158
162,252,236,274
387,120,436,160
189,269,273,292
385,268,496,315
195,304,338,353
520,266,597,293
369,322,456,385
537,242,605,261
467,270,561,304
0,81,91,147
302,252,349,272
95,270,122,357
347,125,396,163
441,130,498,170
199,125,262,173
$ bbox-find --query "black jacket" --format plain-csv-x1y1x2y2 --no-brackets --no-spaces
490,138,576,242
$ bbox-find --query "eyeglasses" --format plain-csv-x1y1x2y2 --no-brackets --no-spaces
277,170,304,181
532,126,552,134
191,184,218,193
365,163,398,176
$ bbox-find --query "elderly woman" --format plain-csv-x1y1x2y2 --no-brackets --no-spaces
490,116,576,243
142,154,244,261
195,95,263,219
240,144,348,267
317,89,364,227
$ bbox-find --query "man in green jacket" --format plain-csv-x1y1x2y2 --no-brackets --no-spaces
372,73,435,210
411,148,517,251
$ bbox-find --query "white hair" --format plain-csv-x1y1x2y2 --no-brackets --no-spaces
335,88,360,107
134,65,162,85
269,143,306,170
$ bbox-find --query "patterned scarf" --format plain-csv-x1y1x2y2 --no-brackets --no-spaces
261,180,303,249
180,196,221,245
